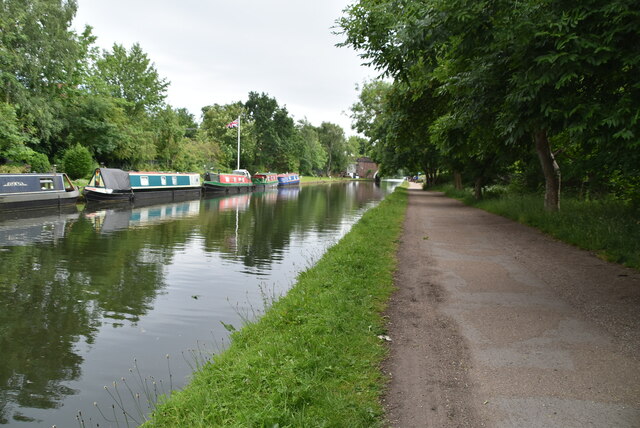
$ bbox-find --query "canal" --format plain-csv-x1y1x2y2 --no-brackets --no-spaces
0,181,398,427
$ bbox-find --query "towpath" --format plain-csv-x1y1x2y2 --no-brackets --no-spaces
383,183,640,427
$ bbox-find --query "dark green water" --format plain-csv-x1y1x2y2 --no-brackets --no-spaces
0,181,398,427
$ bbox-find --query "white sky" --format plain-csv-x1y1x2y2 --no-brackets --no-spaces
72,0,376,135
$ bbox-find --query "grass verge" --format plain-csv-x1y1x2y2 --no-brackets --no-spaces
145,185,409,427
438,184,640,269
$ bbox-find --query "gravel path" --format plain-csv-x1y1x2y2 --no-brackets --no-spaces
383,184,640,427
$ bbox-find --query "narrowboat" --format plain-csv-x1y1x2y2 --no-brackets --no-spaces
252,172,278,189
203,170,254,193
83,168,202,202
277,172,300,186
0,173,80,211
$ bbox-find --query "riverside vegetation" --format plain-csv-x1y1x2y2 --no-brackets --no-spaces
438,184,640,270
144,185,408,427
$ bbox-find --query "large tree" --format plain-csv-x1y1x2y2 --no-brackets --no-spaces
317,122,350,176
92,43,169,116
0,0,82,150
244,92,296,172
339,0,640,210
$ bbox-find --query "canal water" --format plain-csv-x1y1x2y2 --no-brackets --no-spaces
0,181,398,427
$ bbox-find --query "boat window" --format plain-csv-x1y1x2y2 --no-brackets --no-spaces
161,176,167,185
40,178,55,190
172,176,177,185
141,176,149,186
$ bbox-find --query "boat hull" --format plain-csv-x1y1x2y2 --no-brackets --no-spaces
252,173,278,189
0,190,80,211
84,187,202,203
277,173,300,186
203,182,253,193
203,172,253,193
0,173,80,211
84,168,202,203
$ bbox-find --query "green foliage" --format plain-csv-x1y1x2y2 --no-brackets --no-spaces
92,43,169,116
146,187,408,427
295,120,327,175
0,102,25,152
4,146,51,172
339,0,640,208
61,144,94,179
317,122,350,175
245,92,297,172
440,185,640,269
199,102,251,170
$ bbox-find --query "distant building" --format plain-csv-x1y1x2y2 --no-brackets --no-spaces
356,157,378,178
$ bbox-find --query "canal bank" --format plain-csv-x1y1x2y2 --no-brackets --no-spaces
146,184,408,426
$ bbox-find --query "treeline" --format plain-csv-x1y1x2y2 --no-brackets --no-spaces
339,0,639,210
0,0,364,178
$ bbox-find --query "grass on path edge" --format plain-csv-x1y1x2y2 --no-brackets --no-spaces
146,185,409,427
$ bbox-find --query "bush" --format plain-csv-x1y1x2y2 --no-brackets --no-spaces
3,146,51,172
62,144,94,179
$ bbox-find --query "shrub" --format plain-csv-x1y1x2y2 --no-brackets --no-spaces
62,144,94,179
3,146,51,172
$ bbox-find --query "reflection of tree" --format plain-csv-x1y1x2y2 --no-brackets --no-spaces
0,211,200,423
200,183,389,271
0,183,393,423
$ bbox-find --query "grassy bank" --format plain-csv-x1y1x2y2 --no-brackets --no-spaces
146,185,408,427
300,176,353,184
438,185,640,270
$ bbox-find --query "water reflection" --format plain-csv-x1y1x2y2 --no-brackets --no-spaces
0,182,396,426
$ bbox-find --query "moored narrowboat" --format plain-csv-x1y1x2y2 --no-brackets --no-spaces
83,168,201,202
252,172,278,189
203,170,254,193
0,173,80,211
276,173,300,186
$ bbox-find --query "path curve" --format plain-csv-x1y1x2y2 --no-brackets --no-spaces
383,184,640,427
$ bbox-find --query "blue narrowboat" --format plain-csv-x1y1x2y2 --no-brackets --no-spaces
0,173,80,211
277,173,300,186
83,168,201,202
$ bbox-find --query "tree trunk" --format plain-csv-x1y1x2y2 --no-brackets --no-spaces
534,129,561,211
453,171,463,190
474,177,483,200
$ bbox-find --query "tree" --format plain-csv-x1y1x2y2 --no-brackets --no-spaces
0,0,83,149
151,107,186,169
317,122,349,176
61,143,94,179
244,92,296,172
295,120,326,175
92,43,169,116
200,102,253,170
339,0,640,210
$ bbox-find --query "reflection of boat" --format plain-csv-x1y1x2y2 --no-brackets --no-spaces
277,173,300,186
85,199,201,233
83,168,202,202
252,172,278,189
218,193,251,212
277,185,301,200
203,170,253,193
0,206,80,246
0,173,80,211
202,192,252,212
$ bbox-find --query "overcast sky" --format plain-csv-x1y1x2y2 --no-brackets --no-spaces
72,0,375,135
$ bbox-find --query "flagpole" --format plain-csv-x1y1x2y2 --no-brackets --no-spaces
236,115,241,170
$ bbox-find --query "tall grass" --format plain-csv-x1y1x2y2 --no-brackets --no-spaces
439,184,640,269
145,186,408,427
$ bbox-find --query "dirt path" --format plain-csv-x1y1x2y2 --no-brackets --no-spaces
383,184,640,427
